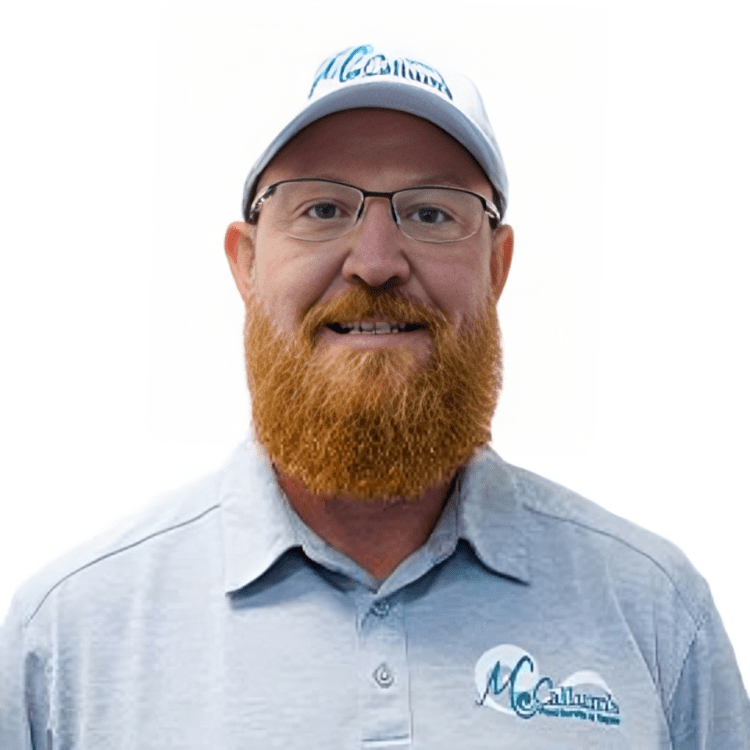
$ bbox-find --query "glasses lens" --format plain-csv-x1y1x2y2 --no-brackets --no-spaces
270,181,362,241
393,188,484,242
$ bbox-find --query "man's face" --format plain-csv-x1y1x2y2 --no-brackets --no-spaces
226,109,513,500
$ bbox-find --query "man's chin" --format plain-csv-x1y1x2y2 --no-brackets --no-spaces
312,340,423,396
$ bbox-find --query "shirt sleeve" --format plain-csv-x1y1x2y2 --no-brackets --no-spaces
667,602,750,749
0,597,35,750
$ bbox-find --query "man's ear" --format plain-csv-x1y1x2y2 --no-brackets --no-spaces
224,221,256,302
490,224,514,302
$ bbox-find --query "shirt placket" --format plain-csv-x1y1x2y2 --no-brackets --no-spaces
356,591,411,748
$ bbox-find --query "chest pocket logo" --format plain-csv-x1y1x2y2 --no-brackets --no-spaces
474,644,621,726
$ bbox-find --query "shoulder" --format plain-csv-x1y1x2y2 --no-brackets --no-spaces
485,450,711,626
10,469,226,629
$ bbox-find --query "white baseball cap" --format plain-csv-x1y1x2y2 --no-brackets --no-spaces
241,44,508,220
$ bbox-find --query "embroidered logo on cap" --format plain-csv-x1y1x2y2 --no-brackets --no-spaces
474,644,622,726
309,44,453,101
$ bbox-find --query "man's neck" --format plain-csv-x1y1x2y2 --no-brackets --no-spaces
274,469,456,581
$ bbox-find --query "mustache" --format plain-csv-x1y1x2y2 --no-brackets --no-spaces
300,288,450,341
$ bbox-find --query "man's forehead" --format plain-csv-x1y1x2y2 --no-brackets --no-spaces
259,108,493,195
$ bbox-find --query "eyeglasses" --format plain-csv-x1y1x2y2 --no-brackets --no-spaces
246,178,501,244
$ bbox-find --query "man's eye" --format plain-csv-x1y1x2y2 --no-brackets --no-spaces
307,202,341,220
408,206,452,224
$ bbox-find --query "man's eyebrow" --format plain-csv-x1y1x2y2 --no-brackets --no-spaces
413,174,479,187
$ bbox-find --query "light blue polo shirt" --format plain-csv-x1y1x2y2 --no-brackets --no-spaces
1,436,748,748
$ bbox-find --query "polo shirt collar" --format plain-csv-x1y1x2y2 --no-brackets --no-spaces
220,435,531,595
456,444,531,585
220,435,301,594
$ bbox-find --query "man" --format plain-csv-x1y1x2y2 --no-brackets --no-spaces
1,43,748,748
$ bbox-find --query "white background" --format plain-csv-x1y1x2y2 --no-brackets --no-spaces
1,0,748,688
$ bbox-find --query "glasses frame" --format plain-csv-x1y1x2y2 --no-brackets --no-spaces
245,178,502,243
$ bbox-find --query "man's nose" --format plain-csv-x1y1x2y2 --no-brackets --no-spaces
340,198,411,289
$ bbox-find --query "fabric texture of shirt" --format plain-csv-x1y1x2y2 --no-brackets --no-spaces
1,436,748,749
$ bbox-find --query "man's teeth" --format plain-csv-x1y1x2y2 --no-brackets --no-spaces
337,321,413,334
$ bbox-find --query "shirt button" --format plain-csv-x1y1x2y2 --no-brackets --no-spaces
371,599,390,617
373,663,395,688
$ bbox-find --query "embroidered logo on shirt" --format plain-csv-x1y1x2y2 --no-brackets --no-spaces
474,644,621,726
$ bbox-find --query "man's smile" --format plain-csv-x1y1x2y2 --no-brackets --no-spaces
326,320,427,334
319,322,430,349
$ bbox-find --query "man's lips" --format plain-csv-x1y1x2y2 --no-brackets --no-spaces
326,321,427,335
